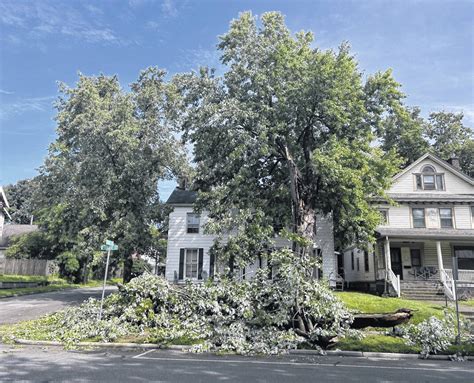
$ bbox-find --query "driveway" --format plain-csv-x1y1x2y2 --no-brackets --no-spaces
0,286,117,324
0,345,472,382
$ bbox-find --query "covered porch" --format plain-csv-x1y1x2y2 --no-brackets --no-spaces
374,228,474,298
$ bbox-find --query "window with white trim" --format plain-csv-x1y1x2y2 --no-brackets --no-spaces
185,249,198,279
439,208,454,228
186,213,200,233
412,208,426,228
415,165,445,191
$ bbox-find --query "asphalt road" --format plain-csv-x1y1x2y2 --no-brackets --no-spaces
0,286,117,324
0,345,472,382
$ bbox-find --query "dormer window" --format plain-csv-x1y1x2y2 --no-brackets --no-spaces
415,165,445,191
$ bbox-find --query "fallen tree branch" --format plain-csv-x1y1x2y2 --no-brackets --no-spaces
350,308,414,329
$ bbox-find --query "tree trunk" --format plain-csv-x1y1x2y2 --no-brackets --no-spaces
284,145,316,256
351,309,413,329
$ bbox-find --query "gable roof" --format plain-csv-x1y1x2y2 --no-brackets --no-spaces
166,188,197,205
392,153,474,186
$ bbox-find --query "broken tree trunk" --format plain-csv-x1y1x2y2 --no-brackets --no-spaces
350,309,414,329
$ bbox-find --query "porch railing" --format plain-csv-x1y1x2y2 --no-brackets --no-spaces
445,269,474,283
387,269,401,297
440,269,456,301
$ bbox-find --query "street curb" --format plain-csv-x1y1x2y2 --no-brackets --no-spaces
11,339,473,361
13,339,190,351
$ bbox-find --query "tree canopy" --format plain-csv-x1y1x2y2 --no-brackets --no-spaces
35,69,187,281
170,11,403,259
3,178,39,224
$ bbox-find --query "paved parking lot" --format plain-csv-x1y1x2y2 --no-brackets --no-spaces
0,345,472,382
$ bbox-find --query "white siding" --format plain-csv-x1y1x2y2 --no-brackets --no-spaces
165,207,215,282
390,158,473,194
454,206,472,229
166,208,336,284
315,213,336,280
381,205,411,228
343,246,376,282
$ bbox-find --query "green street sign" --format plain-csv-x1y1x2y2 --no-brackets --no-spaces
100,241,118,252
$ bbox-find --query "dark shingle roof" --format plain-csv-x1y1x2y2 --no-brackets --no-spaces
166,188,197,205
0,224,39,248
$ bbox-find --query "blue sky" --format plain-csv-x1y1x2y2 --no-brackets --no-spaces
0,0,473,201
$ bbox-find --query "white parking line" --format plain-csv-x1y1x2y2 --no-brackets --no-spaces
133,355,474,373
132,349,156,359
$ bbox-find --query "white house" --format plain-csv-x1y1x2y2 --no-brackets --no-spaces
343,153,474,299
165,187,337,285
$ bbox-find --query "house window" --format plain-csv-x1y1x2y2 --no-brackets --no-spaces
379,209,389,225
185,249,199,278
412,208,426,228
415,165,445,191
186,213,200,233
439,208,454,228
364,251,369,272
351,251,354,270
356,258,360,271
410,249,422,267
454,246,474,271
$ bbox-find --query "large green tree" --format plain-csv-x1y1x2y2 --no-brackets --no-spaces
37,69,187,281
171,12,402,261
425,111,473,175
380,109,473,176
379,106,429,166
3,178,39,224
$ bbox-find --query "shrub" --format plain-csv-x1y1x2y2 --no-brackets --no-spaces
56,251,81,282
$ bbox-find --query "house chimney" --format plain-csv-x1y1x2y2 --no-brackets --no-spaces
447,155,460,169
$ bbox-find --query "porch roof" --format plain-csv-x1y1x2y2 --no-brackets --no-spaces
375,228,474,241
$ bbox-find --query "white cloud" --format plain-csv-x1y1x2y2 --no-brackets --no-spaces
0,89,13,95
0,1,122,46
179,47,223,73
0,96,56,121
146,21,160,30
161,0,178,18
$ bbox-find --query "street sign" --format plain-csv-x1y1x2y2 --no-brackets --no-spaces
98,239,119,320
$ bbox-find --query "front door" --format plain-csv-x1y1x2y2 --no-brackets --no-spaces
390,247,403,280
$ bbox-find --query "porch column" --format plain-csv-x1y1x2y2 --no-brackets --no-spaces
384,237,391,273
436,240,444,281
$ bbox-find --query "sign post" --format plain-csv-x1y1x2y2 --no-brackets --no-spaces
99,240,118,320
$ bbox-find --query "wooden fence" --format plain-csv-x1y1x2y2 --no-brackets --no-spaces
0,258,56,276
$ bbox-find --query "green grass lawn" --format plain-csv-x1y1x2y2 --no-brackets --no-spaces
336,291,448,324
0,275,121,298
461,299,474,308
336,334,474,355
334,292,474,355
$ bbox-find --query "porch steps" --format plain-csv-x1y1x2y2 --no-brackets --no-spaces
400,280,445,301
